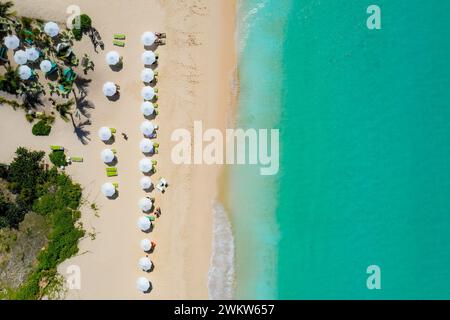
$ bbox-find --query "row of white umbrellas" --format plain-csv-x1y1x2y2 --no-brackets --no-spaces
102,82,155,98
104,50,155,67
136,32,158,293
96,121,155,140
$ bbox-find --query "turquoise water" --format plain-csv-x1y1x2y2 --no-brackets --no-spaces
232,0,450,299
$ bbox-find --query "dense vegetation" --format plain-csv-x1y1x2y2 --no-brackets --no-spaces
0,148,84,299
71,14,92,40
0,1,95,136
49,150,67,167
31,119,52,136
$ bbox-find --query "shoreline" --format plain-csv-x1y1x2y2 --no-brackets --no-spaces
0,0,238,299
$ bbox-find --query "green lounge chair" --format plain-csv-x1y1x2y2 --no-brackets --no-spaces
107,171,118,177
148,215,156,222
59,84,72,95
113,40,125,47
114,34,126,40
112,183,119,188
46,62,58,76
106,167,117,172
71,157,83,162
111,149,117,154
50,146,64,151
63,68,77,82
154,88,159,93
110,128,117,134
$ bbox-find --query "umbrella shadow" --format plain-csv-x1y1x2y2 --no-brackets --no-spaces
107,92,120,102
102,135,116,145
144,113,157,121
106,191,119,200
109,62,123,72
106,157,118,166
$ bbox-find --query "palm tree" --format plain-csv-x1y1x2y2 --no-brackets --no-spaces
55,98,74,121
0,1,17,34
0,1,15,19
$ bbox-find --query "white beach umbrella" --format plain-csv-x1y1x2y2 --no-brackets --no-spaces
105,51,120,65
4,35,20,50
141,50,156,65
140,139,154,153
101,182,116,197
140,239,152,252
140,68,155,82
141,31,156,46
141,86,155,100
13,50,27,65
140,101,155,116
44,21,59,37
98,127,112,141
18,65,32,80
100,149,115,163
139,197,153,212
139,158,153,173
139,257,153,272
39,60,52,73
26,47,40,62
140,121,155,137
140,177,153,190
102,82,117,97
138,216,151,231
136,277,150,292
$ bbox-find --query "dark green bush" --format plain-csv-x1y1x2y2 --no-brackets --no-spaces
49,150,67,167
71,14,92,41
1,148,84,299
32,120,51,136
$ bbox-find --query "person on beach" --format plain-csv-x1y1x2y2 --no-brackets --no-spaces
155,207,161,217
121,132,128,140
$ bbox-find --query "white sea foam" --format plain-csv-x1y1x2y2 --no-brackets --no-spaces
208,201,235,300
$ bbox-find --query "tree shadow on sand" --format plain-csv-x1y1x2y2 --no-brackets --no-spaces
73,76,95,118
70,114,91,145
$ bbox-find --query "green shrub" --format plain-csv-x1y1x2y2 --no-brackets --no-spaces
1,148,84,299
49,151,67,167
32,120,51,136
71,14,92,41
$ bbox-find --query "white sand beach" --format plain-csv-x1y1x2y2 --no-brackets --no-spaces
0,0,237,299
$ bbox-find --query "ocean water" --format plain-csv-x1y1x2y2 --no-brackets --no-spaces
232,0,450,299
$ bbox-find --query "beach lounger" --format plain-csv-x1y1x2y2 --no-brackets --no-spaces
71,157,83,162
112,183,119,188
114,34,126,40
110,128,117,134
111,149,117,154
50,146,64,151
152,160,157,165
148,215,156,222
106,167,117,172
113,40,125,47
107,171,118,177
